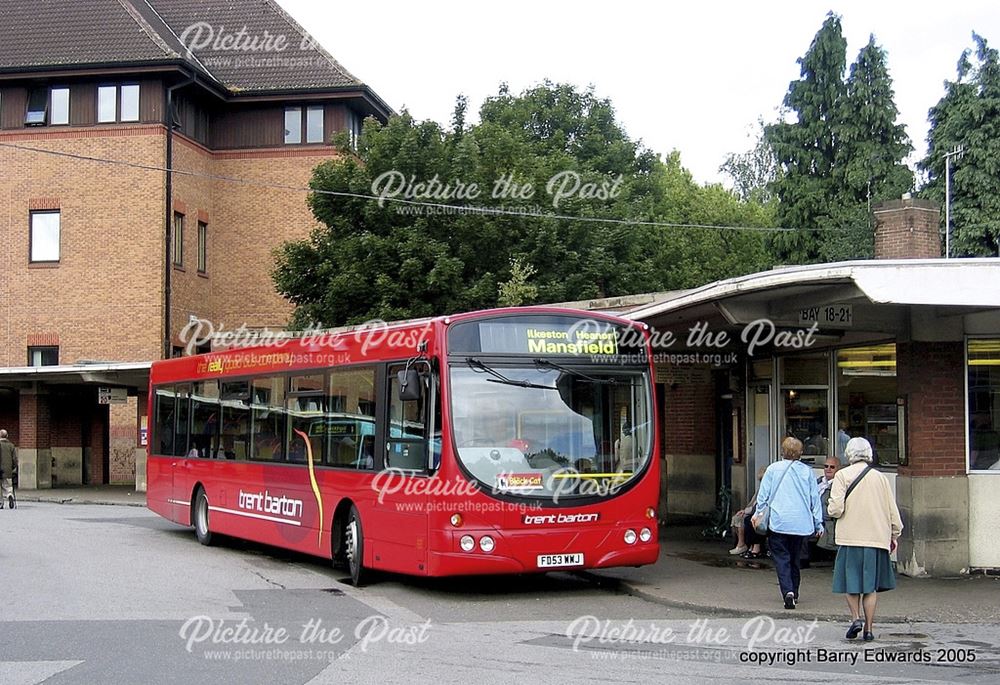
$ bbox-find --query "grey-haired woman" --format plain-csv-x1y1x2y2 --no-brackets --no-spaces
828,437,903,642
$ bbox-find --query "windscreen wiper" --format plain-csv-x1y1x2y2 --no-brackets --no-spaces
466,358,555,390
533,358,620,384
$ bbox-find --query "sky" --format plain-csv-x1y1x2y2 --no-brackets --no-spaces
280,0,1000,186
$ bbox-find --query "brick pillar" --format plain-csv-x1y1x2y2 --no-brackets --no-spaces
84,403,108,485
662,367,716,515
18,388,52,489
109,402,135,484
895,340,969,576
872,198,941,259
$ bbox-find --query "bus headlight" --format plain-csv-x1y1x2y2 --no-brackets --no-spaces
460,535,475,552
450,513,463,527
624,529,637,545
639,527,652,543
479,536,495,553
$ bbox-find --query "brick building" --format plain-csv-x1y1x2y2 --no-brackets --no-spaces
622,199,1000,576
0,0,391,489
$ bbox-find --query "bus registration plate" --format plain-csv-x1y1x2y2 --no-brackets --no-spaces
537,553,584,568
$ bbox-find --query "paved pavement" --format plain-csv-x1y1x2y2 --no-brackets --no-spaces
13,487,999,625
585,524,1000,625
15,485,145,507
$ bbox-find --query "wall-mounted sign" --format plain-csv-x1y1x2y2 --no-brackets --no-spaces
98,387,128,405
799,304,853,328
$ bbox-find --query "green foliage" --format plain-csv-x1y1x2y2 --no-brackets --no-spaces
765,14,913,264
919,33,1000,257
720,118,779,205
497,257,539,306
651,152,774,288
273,83,775,327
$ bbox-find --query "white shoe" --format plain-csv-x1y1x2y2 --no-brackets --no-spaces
729,545,748,555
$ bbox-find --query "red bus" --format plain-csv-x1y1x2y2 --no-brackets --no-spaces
147,308,660,584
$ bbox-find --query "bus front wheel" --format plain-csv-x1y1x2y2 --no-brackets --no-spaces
194,489,214,546
345,505,369,586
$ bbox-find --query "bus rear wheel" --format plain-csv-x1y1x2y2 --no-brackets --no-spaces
194,489,214,546
344,505,369,586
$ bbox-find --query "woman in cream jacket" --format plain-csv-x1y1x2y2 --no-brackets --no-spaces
828,437,903,642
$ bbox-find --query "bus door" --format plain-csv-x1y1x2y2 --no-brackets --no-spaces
158,384,194,522
367,362,437,575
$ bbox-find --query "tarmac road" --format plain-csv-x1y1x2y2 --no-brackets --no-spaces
2,502,999,684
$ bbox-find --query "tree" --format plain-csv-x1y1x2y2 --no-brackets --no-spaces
765,15,912,263
720,118,779,205
273,83,778,328
919,33,1000,257
273,83,663,326
651,152,774,288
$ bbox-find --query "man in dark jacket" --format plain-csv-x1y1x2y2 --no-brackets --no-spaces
0,429,16,509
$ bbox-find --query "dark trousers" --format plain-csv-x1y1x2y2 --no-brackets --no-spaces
743,514,766,546
769,532,807,598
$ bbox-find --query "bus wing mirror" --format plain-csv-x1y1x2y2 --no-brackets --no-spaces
397,369,423,402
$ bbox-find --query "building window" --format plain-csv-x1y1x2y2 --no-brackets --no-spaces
346,110,363,149
286,106,327,144
28,346,59,366
30,210,60,262
284,107,302,144
25,89,48,125
172,212,184,267
121,84,140,122
98,84,140,123
969,338,1000,471
50,87,70,125
835,344,899,466
306,106,324,143
25,87,70,126
197,221,207,273
98,85,117,122
779,352,830,460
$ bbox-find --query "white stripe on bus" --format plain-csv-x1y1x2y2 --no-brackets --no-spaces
167,499,190,507
208,505,302,527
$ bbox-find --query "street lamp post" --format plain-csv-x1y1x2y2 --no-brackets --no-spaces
942,145,964,258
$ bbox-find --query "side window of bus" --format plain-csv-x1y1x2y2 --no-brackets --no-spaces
287,374,325,465
250,376,285,462
154,385,175,456
387,364,440,472
190,380,220,458
174,384,191,457
220,381,250,460
327,366,377,469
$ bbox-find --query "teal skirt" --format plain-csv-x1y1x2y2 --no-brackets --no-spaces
832,546,896,594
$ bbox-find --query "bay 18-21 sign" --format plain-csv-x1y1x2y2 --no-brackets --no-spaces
799,304,853,328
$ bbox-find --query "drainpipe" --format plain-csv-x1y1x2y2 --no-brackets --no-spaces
163,73,196,359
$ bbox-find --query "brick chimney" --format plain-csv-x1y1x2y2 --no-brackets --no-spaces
872,196,941,259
